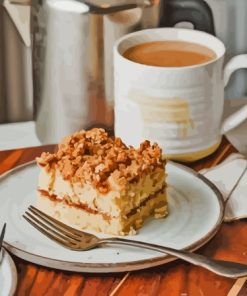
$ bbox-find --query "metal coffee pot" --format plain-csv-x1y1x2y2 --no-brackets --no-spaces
10,0,215,144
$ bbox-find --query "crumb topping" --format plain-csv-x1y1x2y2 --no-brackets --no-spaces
36,128,165,193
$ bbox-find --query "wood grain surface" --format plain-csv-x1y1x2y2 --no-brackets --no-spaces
2,138,246,296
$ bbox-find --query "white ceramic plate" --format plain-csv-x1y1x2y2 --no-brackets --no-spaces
0,161,224,273
0,249,17,296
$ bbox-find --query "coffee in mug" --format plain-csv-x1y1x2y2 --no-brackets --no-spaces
123,41,217,67
114,28,247,162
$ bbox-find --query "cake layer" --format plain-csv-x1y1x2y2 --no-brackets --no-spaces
37,190,168,235
38,166,165,217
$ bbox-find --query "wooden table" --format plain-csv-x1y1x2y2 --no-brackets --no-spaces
2,138,247,296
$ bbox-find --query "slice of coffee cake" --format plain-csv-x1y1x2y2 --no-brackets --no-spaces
36,128,167,235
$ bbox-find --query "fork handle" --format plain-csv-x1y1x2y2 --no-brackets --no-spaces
99,237,247,278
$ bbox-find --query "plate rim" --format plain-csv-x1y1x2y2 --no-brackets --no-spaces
2,160,225,273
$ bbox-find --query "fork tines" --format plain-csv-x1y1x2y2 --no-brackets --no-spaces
23,206,85,250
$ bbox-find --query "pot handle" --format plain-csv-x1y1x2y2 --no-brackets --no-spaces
220,55,247,135
161,0,215,35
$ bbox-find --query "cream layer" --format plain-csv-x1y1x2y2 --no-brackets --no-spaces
37,190,168,235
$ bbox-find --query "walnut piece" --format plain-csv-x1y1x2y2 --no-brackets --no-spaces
36,128,165,193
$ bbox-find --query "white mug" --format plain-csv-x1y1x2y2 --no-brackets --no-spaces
113,28,247,162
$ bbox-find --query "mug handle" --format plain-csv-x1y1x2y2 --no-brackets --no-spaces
220,55,247,135
161,0,215,35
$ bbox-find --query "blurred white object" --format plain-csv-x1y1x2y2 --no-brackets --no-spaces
0,121,40,150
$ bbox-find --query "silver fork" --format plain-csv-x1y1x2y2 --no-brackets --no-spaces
23,205,247,278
